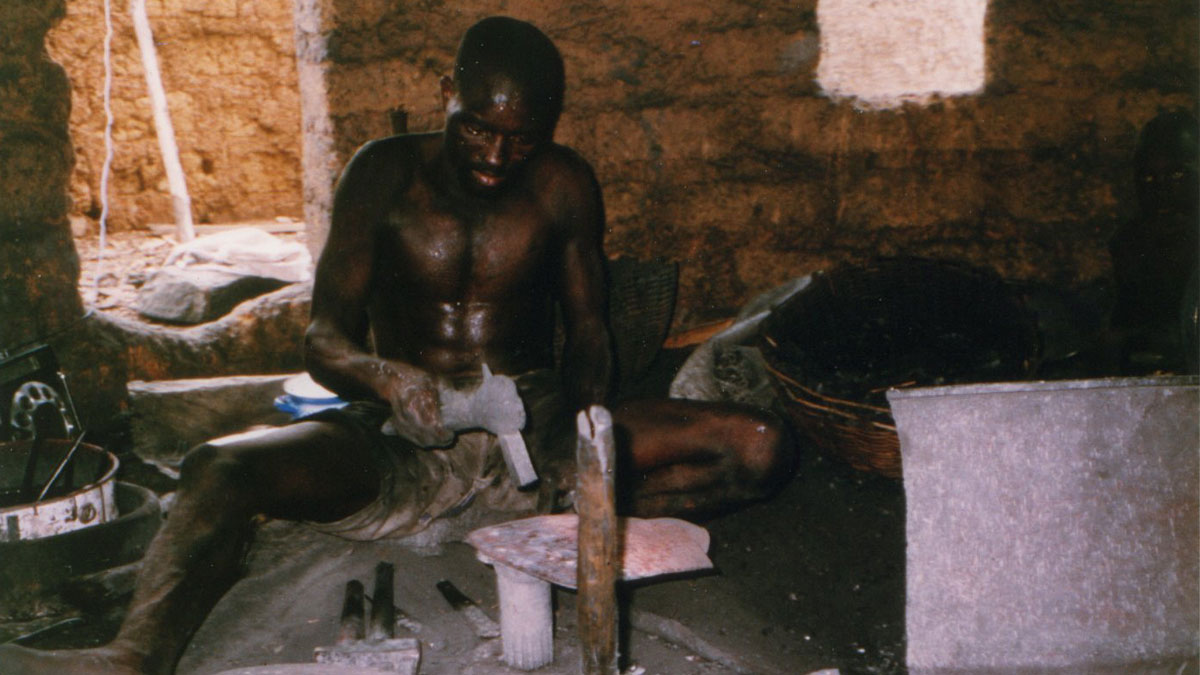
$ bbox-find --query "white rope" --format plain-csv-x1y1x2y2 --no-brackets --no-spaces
93,0,114,304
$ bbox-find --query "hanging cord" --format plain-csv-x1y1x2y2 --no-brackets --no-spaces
92,0,115,304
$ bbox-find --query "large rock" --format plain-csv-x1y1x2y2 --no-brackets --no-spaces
135,267,289,324
127,373,295,463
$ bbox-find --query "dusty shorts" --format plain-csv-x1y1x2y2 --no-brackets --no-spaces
299,369,574,541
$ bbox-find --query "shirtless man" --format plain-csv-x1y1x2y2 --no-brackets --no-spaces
1,16,793,674
1108,109,1199,374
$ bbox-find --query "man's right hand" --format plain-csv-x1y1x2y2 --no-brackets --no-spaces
377,361,456,448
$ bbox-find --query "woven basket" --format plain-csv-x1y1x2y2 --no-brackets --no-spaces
759,258,1040,479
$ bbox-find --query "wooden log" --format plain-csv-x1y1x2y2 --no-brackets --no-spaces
130,0,194,242
575,405,618,675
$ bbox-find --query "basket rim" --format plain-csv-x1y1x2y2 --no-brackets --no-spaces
764,362,894,420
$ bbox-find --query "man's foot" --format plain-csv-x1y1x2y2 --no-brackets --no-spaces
0,643,143,675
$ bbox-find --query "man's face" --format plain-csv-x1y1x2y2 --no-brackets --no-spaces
1136,148,1199,218
441,75,553,196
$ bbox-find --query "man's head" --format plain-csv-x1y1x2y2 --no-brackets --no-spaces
1134,109,1199,218
441,17,566,195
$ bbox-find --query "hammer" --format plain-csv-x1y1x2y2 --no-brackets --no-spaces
437,364,538,488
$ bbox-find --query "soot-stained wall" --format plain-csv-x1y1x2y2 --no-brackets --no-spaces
297,0,1196,329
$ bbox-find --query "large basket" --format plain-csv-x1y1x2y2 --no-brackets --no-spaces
759,258,1041,478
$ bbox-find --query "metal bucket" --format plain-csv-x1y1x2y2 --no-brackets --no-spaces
889,376,1199,674
0,439,119,541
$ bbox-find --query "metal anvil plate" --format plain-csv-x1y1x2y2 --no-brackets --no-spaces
467,514,712,589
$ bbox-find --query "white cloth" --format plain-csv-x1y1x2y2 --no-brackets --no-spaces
165,228,312,283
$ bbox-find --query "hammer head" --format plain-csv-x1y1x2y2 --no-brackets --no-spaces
437,366,526,436
438,366,537,488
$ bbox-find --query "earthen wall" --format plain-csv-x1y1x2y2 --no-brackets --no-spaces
0,0,82,351
47,0,303,231
45,1,1200,327
299,0,1197,327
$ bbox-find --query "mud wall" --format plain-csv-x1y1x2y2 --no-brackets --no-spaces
298,0,1196,328
47,0,303,232
0,0,82,351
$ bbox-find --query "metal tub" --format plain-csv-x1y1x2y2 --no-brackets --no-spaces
0,439,118,541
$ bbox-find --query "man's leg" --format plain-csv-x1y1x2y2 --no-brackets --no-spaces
613,399,795,519
0,420,381,675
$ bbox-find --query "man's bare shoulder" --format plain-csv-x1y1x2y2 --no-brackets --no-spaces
354,130,439,164
527,143,601,211
531,143,596,179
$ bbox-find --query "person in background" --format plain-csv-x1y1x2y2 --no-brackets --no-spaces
1108,109,1199,374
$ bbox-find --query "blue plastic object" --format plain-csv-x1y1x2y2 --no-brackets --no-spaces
274,374,347,420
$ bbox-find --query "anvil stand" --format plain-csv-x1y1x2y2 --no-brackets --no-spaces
468,406,713,674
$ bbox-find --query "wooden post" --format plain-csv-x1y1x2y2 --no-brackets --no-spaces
575,405,618,675
130,0,195,242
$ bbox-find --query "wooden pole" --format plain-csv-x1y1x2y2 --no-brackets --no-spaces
575,405,618,675
130,0,194,242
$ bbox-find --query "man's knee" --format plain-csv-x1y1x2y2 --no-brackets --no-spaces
731,410,795,494
178,442,252,496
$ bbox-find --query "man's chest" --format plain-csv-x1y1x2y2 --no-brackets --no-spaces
380,194,555,294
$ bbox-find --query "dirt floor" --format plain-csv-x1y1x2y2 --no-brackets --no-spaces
6,426,905,675
4,229,908,674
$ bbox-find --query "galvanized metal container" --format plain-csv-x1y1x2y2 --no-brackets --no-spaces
0,481,161,615
0,439,118,541
889,376,1199,674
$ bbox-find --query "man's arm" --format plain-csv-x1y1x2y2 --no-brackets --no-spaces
304,139,453,447
552,151,614,409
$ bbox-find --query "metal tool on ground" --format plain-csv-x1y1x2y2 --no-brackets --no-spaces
5,616,85,646
435,578,501,639
215,666,395,675
368,562,395,642
436,364,537,488
466,407,713,672
336,580,365,643
313,562,420,674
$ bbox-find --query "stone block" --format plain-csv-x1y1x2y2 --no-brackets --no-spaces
127,374,295,463
135,267,289,324
890,377,1199,674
